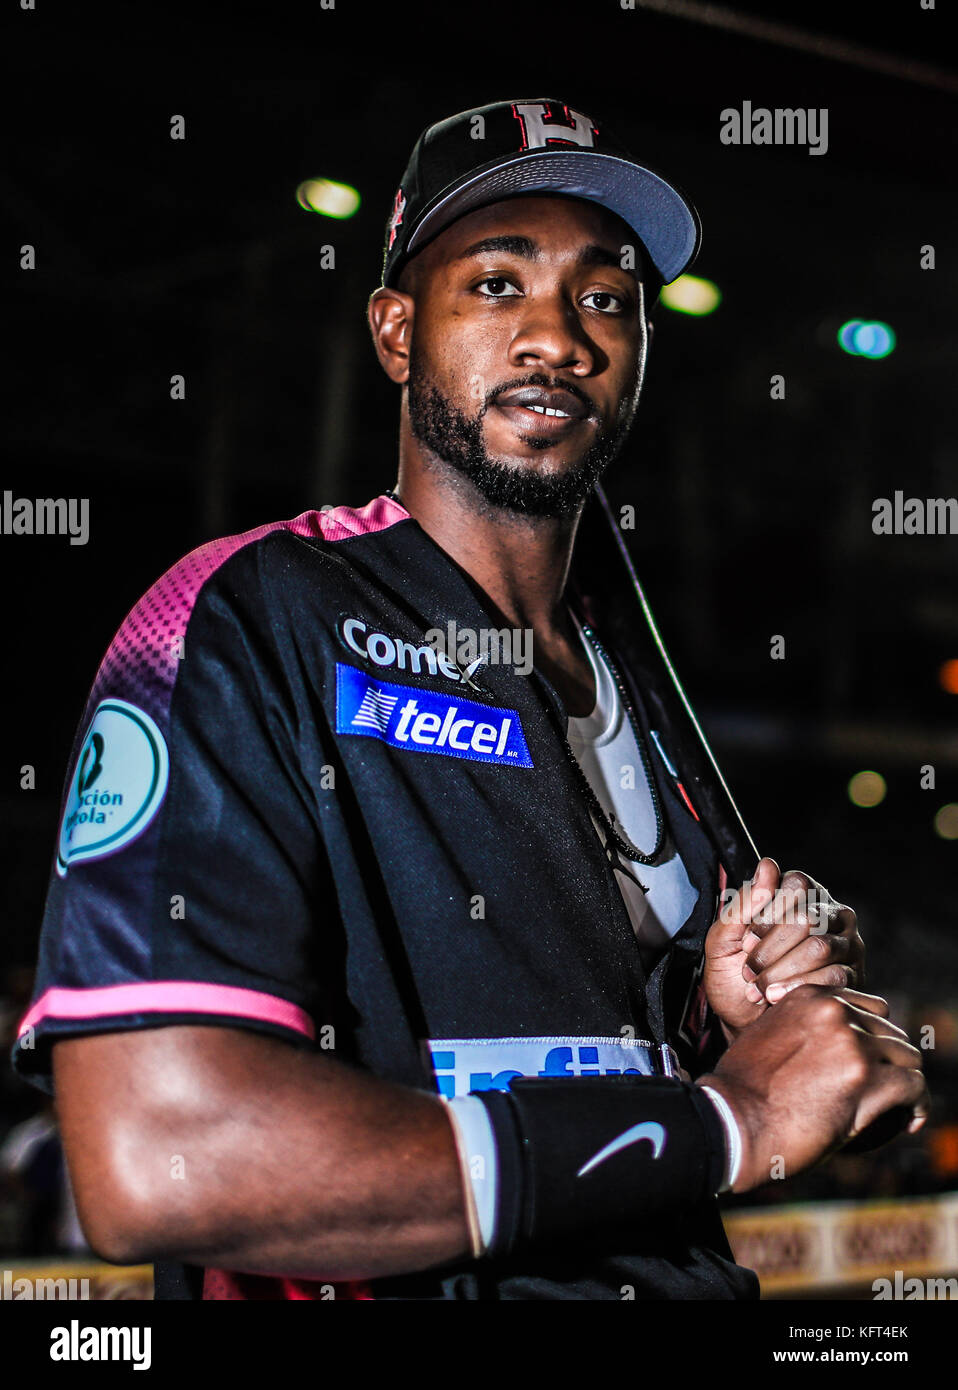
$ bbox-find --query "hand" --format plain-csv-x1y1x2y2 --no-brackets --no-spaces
697,984,929,1193
704,858,865,1039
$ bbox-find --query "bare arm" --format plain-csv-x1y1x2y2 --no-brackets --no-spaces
52,1025,472,1280
53,988,929,1280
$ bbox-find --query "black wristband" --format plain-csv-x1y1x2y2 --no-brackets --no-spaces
475,1077,727,1261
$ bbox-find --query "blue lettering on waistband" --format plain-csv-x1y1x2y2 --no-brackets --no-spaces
426,1036,657,1099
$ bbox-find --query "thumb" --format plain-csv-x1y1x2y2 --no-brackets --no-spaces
712,858,781,945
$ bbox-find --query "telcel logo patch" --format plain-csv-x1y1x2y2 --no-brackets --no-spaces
335,663,532,767
428,1037,657,1099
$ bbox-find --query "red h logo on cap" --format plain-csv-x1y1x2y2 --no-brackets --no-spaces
511,102,598,151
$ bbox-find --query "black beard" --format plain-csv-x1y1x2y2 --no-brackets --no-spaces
406,348,639,519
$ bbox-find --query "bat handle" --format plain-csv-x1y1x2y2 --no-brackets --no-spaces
722,834,761,894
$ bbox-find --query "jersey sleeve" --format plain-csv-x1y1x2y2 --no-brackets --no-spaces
11,527,334,1093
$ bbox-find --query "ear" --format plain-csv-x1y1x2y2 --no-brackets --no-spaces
367,287,415,385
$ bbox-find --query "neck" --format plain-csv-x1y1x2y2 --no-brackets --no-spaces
391,459,584,641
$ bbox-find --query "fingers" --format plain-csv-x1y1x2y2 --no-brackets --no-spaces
722,864,856,946
836,989,889,1018
763,964,854,1001
841,1001,904,1040
741,866,807,953
711,864,866,1015
856,1028,923,1067
742,913,813,976
745,930,858,1003
909,1086,932,1134
844,1000,928,1137
740,872,864,1000
835,904,859,937
851,1065,930,1139
749,870,841,942
710,859,780,955
774,983,907,1039
718,858,780,926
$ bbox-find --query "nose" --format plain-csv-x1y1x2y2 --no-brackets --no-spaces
508,290,597,377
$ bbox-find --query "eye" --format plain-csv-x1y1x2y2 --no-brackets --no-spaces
581,290,626,314
475,276,521,298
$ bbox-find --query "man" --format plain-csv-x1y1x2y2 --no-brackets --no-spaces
11,98,927,1301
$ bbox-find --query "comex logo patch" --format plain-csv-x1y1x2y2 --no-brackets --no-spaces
338,616,487,689
335,664,533,768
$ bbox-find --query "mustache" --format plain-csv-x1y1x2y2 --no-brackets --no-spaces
483,374,599,420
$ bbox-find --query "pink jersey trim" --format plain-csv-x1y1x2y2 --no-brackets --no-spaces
17,982,315,1041
301,493,409,543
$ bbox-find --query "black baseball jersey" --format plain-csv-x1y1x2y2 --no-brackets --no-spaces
11,487,758,1301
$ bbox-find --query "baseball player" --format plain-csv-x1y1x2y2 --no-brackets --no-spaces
11,98,927,1301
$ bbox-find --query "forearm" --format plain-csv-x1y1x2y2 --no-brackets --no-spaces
54,1026,472,1280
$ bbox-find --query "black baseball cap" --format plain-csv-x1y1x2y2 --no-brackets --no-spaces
380,98,701,299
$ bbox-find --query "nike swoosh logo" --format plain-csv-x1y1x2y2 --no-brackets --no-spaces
577,1121,667,1177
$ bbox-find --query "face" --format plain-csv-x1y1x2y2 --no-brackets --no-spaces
397,195,651,518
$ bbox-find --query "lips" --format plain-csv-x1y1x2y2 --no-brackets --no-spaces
494,386,589,420
492,385,594,439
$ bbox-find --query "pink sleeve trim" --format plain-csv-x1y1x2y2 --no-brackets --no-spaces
17,982,315,1041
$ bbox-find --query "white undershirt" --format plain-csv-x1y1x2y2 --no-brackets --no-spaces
565,610,700,969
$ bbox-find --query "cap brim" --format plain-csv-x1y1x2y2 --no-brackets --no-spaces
403,148,700,287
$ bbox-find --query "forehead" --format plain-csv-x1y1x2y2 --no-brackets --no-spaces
417,194,641,274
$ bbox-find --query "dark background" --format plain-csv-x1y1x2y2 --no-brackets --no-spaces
2,0,956,1240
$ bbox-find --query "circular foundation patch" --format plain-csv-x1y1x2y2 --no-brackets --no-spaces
57,698,169,876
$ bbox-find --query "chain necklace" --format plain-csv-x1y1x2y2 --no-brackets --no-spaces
562,622,665,867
